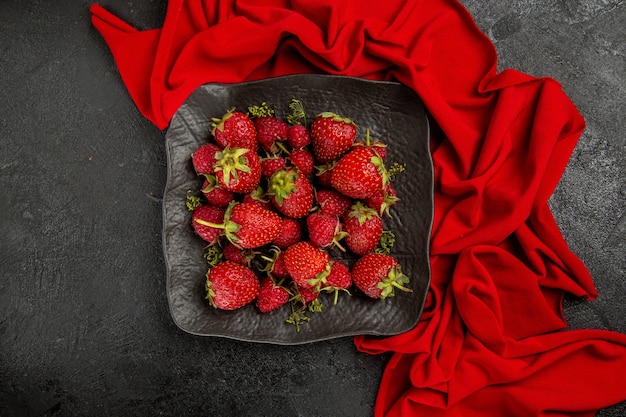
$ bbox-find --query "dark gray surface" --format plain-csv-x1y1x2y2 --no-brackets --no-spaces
0,1,623,416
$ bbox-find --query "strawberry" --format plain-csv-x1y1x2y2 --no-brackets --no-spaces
288,148,315,176
213,147,261,194
291,284,322,313
287,124,311,148
321,260,352,304
242,186,273,211
195,202,281,249
205,261,260,310
315,163,334,188
267,167,313,219
211,109,258,150
255,116,288,153
261,155,286,178
201,175,235,208
350,253,411,299
191,205,225,244
261,247,290,279
222,242,256,266
192,143,222,175
305,212,347,251
283,241,331,290
272,217,302,249
364,183,398,216
310,112,356,163
315,188,351,217
331,146,388,199
342,201,383,255
353,138,387,160
256,275,291,313
331,129,389,199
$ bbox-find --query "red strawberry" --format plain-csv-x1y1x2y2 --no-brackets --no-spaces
261,247,290,279
342,202,383,255
222,242,256,266
310,112,356,163
364,183,398,216
192,143,222,175
283,241,331,290
195,202,281,249
267,167,313,219
242,186,273,211
321,260,352,304
291,284,322,313
287,124,311,148
255,116,288,153
201,175,235,208
315,163,334,188
213,147,261,194
305,212,347,251
211,109,258,150
351,253,411,299
272,217,302,249
288,148,315,176
261,155,286,178
205,261,260,310
315,188,352,217
256,276,291,313
331,146,388,199
191,205,225,244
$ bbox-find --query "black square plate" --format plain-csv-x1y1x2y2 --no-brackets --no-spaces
163,74,432,344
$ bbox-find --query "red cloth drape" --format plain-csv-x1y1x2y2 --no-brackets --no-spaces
90,1,626,415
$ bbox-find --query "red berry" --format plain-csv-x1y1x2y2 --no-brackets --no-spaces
256,276,291,313
342,202,383,255
310,112,356,163
321,260,352,304
191,205,225,244
272,217,302,249
351,253,411,299
206,261,260,310
331,146,387,199
283,241,331,290
255,116,288,153
315,189,351,217
288,148,315,176
261,155,286,178
192,143,222,175
211,110,258,150
214,147,261,194
305,212,347,251
287,124,311,148
201,175,235,208
267,168,313,219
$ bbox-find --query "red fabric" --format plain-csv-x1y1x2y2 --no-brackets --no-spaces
90,1,626,415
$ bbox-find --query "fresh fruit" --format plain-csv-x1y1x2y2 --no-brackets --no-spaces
201,175,235,208
321,260,352,304
315,188,351,217
315,163,334,188
288,148,315,175
310,112,357,163
272,217,302,249
255,116,288,153
331,146,388,199
364,183,398,216
256,276,291,313
211,109,258,150
343,201,383,255
287,124,311,148
351,253,411,299
305,212,347,251
261,247,290,279
191,205,225,244
223,242,256,266
261,155,286,178
267,167,313,219
192,143,222,175
205,261,260,310
213,147,261,194
195,202,282,249
283,241,331,290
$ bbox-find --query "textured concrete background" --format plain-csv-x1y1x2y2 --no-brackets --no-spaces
0,0,623,416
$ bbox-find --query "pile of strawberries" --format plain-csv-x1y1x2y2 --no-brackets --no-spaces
187,101,411,328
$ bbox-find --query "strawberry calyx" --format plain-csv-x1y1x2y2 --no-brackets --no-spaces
204,273,218,307
267,168,299,206
348,201,379,226
377,265,412,299
194,201,243,247
305,261,332,291
317,111,355,126
200,174,219,193
213,147,252,186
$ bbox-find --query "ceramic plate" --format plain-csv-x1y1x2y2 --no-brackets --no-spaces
163,74,432,344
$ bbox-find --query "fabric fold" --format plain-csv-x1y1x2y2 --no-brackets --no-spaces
90,0,626,415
